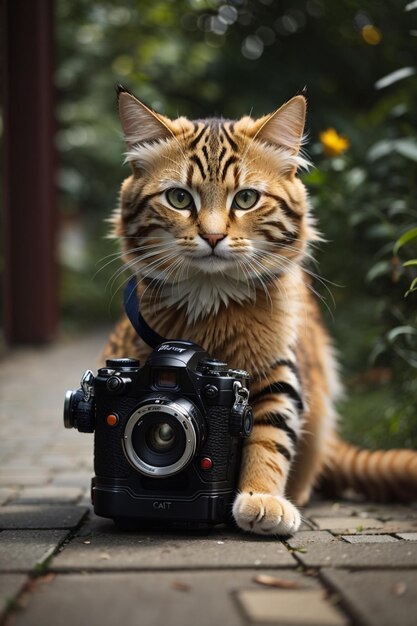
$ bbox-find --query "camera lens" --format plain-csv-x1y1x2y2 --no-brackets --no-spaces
131,412,186,469
148,422,175,451
123,398,204,477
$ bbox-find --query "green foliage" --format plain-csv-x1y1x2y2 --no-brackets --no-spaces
57,0,417,448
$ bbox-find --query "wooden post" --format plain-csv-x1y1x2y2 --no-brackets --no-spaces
2,0,57,344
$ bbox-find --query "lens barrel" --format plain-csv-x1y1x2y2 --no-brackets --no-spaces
63,389,95,432
64,390,77,428
123,397,204,477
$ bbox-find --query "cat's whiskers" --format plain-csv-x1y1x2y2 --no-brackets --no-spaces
250,248,311,330
262,251,335,320
94,249,140,280
94,242,175,278
107,244,179,293
150,257,184,312
239,255,273,309
251,238,337,303
137,251,183,306
269,251,337,315
106,243,177,289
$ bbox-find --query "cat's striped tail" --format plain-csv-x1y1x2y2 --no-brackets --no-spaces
320,438,417,502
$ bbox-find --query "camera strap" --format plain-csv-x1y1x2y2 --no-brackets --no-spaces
123,275,169,349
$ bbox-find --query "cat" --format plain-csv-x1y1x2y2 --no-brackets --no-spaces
101,86,417,535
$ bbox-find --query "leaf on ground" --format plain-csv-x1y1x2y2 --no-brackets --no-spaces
253,574,300,589
37,573,55,585
171,580,191,591
290,546,308,553
392,581,407,596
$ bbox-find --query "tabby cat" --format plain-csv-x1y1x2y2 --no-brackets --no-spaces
102,87,417,535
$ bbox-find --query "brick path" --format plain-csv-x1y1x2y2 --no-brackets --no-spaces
1,332,417,626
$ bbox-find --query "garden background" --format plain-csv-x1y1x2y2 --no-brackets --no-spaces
10,0,417,448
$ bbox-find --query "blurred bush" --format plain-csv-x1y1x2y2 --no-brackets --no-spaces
56,0,417,447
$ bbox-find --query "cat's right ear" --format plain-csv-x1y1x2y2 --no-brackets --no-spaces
117,86,174,147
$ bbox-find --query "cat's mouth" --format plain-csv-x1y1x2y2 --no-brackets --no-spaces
191,253,235,274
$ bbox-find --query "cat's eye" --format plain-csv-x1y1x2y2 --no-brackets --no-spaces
166,188,193,210
233,189,259,210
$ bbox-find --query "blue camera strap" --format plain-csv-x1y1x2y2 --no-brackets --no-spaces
123,275,169,349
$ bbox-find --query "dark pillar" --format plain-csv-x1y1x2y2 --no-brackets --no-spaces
2,0,57,344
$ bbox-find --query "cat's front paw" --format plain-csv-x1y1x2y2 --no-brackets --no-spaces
232,492,301,536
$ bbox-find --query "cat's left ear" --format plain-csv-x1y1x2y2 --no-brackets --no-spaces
117,85,175,147
253,95,306,155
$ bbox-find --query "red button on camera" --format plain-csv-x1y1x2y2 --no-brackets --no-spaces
200,457,213,470
106,413,119,427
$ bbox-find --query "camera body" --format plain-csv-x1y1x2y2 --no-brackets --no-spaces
64,340,253,528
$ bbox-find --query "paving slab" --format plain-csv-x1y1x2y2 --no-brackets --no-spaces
10,486,83,505
310,516,385,533
305,502,417,521
286,530,340,549
0,505,88,529
0,488,16,505
0,574,28,619
342,534,398,543
303,501,369,518
367,519,417,534
0,530,69,573
294,541,417,569
237,588,348,626
35,455,83,471
396,533,417,541
0,469,51,488
8,570,323,626
52,521,297,571
50,473,92,488
321,569,417,626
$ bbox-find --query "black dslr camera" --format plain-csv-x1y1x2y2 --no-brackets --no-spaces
64,341,253,529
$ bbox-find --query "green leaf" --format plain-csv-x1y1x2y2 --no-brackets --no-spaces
394,228,417,254
406,1,417,12
290,546,308,553
386,325,417,343
367,140,392,161
366,261,390,283
403,259,417,267
303,169,326,185
368,138,417,163
405,277,417,297
395,139,417,162
375,67,416,90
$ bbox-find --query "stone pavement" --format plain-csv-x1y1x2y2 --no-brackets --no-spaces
1,330,417,626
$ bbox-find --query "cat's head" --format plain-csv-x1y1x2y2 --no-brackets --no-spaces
112,87,319,317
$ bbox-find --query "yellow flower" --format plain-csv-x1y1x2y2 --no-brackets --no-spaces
319,128,350,157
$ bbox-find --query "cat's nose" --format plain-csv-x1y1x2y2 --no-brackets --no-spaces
201,233,226,249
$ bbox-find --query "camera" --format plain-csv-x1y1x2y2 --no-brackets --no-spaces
64,340,253,529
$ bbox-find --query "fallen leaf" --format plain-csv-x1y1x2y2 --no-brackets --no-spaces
38,573,55,585
253,574,299,589
171,581,191,591
392,581,407,596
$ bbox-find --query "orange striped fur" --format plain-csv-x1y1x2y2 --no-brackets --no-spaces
101,89,417,535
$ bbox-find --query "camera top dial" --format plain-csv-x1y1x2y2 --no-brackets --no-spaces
197,358,229,376
105,358,140,370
